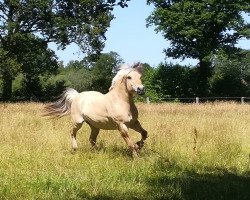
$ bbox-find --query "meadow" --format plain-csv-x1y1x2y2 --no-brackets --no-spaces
0,102,250,200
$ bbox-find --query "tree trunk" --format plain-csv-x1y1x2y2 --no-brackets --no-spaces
2,73,13,101
197,59,212,97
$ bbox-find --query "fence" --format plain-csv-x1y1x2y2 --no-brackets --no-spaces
146,96,250,104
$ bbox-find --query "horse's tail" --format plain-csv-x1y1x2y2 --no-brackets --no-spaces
43,88,79,118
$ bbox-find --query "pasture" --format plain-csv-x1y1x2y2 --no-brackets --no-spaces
0,102,250,200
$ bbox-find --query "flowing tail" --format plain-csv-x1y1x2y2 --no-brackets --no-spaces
43,88,79,118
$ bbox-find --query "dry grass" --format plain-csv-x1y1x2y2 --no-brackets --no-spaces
0,102,250,199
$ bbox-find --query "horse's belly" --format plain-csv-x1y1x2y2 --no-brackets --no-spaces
85,116,117,130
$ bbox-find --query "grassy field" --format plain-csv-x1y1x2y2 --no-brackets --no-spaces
0,102,250,200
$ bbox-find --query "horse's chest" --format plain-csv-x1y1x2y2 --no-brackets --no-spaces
123,110,138,124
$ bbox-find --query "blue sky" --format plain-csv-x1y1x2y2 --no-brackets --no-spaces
49,1,250,67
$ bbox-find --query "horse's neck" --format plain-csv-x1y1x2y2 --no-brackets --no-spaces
108,79,134,106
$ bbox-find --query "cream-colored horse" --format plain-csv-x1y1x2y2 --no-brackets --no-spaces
44,63,148,156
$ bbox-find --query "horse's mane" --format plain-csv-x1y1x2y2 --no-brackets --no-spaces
109,62,142,91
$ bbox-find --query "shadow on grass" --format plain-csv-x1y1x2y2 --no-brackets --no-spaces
145,159,250,200
62,146,250,200
66,168,250,200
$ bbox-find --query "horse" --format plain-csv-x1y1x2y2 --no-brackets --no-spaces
43,63,148,156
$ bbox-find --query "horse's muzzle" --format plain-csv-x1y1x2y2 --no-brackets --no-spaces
136,86,145,95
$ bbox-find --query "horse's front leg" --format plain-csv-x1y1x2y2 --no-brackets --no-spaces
130,120,148,150
118,123,138,157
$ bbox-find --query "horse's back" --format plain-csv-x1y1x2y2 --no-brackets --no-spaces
71,91,117,129
73,91,106,113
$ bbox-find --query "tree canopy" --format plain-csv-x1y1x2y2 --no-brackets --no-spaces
0,0,129,100
147,0,250,96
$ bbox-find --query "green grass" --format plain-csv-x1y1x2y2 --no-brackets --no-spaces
0,102,250,199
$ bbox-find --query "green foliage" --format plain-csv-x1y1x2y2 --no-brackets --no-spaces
41,76,67,101
0,48,21,78
147,0,250,96
90,51,123,93
143,53,250,102
62,61,94,92
0,48,22,100
0,0,127,53
210,49,250,97
139,63,161,102
154,63,198,98
0,0,128,100
14,34,59,100
12,74,23,97
11,74,67,101
147,0,250,59
1,50,126,101
142,63,199,102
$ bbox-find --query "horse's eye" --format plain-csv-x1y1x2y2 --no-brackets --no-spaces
127,76,132,79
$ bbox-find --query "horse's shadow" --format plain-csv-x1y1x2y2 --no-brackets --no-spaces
70,142,133,158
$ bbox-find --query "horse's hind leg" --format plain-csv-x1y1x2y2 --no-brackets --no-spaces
70,107,84,150
71,122,83,150
89,125,100,148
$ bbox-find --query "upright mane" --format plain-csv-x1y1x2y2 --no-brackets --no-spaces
109,62,142,91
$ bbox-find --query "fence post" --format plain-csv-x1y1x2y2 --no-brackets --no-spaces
195,97,199,104
146,97,150,104
241,97,245,104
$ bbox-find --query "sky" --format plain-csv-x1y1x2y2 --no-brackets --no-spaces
49,1,250,67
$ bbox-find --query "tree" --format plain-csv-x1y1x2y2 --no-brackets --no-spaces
0,0,130,100
150,63,198,100
0,47,21,100
136,63,160,102
210,49,250,97
147,0,250,96
91,51,123,93
16,34,58,100
62,60,93,92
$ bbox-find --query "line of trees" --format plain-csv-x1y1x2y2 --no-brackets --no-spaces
0,0,250,102
3,49,249,102
144,49,250,102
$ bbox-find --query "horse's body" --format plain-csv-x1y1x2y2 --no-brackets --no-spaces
44,63,148,156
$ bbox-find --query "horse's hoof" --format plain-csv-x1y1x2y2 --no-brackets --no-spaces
136,141,144,150
90,145,98,151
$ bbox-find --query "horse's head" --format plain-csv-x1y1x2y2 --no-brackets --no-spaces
110,62,145,96
124,63,145,96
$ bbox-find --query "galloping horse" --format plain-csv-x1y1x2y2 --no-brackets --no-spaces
44,63,148,156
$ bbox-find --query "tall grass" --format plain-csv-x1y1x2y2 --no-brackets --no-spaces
0,102,250,200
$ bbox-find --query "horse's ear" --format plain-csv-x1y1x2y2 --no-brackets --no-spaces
132,62,143,74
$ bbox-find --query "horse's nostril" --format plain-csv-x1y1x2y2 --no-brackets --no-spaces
137,86,145,95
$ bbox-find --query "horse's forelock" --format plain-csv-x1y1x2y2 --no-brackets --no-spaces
118,62,143,73
118,63,130,71
131,62,143,74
